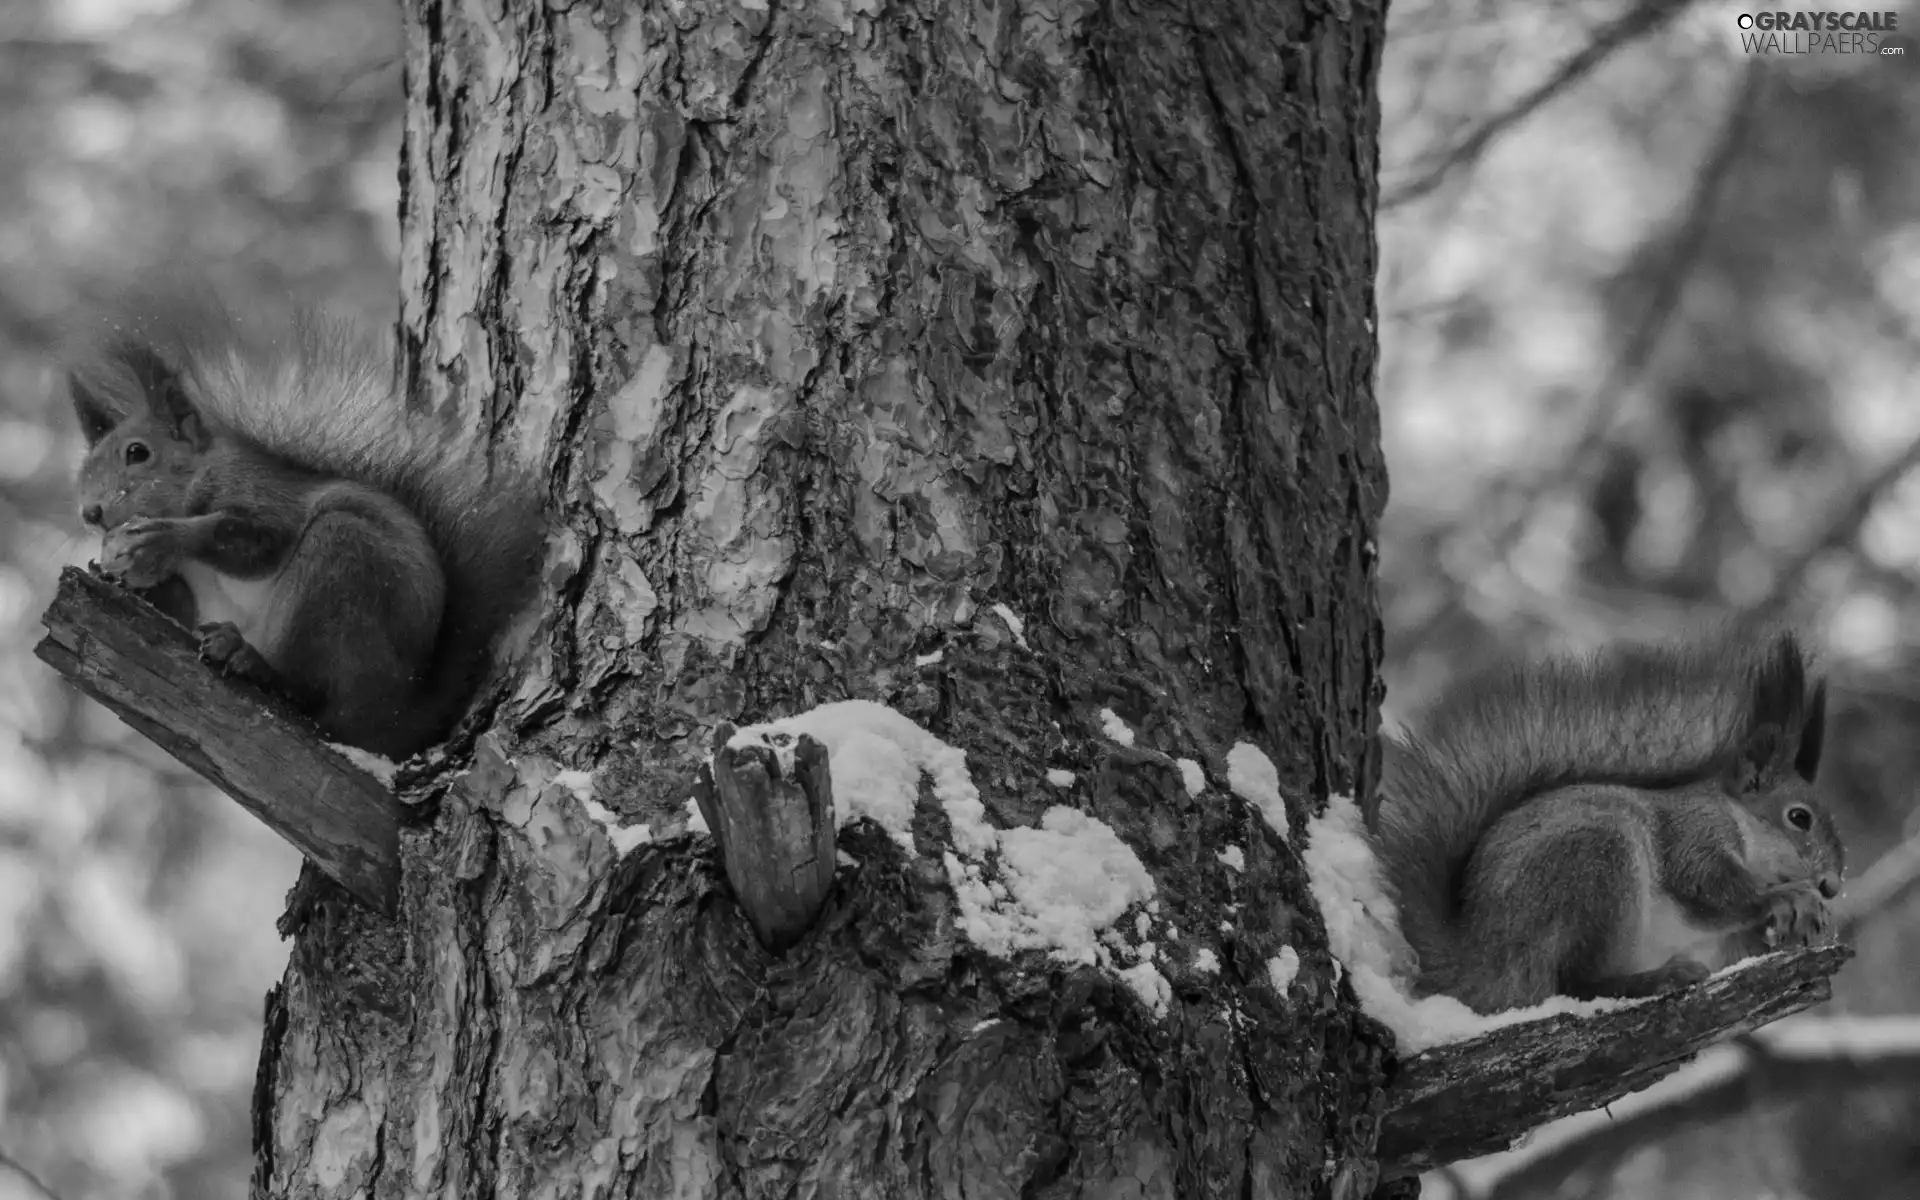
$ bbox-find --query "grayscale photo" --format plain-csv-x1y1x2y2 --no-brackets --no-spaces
0,2,1911,1198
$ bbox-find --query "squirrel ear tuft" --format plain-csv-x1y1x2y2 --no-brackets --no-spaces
69,372,120,446
1747,632,1808,733
1795,679,1827,782
115,343,210,450
1724,723,1786,794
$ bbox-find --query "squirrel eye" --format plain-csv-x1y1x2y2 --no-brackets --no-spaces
1787,804,1814,832
124,441,150,466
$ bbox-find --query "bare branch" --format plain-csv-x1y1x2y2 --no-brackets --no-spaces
0,1149,61,1200
1740,434,1920,625
1379,942,1849,1176
34,567,401,914
1384,0,1699,209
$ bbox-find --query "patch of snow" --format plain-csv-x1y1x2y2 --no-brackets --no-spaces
1193,947,1220,974
1176,757,1206,796
1227,742,1287,841
330,743,397,786
990,603,1029,649
594,810,653,854
1269,947,1301,994
915,650,944,666
553,768,654,856
1217,846,1245,872
684,798,709,836
1100,708,1135,747
948,808,1156,966
1118,962,1171,1018
1046,768,1076,787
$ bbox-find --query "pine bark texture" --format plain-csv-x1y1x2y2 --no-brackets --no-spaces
252,1,1393,1197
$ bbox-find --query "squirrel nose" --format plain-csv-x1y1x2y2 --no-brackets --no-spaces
1817,873,1842,900
81,504,103,527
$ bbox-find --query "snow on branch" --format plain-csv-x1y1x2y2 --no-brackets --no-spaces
1377,942,1851,1177
1383,0,1696,208
35,566,401,914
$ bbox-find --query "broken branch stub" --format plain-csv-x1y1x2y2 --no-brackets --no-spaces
35,566,402,914
694,724,837,952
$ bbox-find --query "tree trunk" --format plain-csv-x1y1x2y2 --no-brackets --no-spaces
251,1,1393,1196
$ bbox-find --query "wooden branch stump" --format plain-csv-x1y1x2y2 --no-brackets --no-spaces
35,566,402,914
693,724,837,953
1378,942,1852,1176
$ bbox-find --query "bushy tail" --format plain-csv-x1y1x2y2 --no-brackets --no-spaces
67,290,547,756
1374,630,1820,984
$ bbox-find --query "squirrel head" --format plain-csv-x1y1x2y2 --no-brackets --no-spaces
70,344,213,534
1721,642,1845,899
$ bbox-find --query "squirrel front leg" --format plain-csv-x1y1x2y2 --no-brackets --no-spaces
98,515,200,589
99,510,293,587
99,509,300,693
1658,839,1835,953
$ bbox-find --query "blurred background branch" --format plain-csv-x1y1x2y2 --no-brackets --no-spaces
1384,0,1700,208
0,1151,61,1200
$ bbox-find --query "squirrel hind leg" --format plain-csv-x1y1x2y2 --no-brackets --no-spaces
1572,955,1710,1000
1445,801,1655,1013
274,502,446,758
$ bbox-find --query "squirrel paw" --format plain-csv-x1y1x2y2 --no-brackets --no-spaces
99,519,183,590
1762,883,1834,949
197,623,276,686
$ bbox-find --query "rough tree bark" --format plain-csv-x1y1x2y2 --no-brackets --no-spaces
251,1,1394,1197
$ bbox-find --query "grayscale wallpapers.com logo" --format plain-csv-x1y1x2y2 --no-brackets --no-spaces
1735,10,1914,58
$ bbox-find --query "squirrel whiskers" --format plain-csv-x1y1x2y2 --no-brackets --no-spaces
67,294,545,759
1374,631,1845,1014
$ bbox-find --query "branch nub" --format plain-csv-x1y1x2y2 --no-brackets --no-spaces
694,725,837,952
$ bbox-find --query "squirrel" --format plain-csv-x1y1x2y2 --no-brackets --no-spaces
1372,630,1845,1015
65,296,544,761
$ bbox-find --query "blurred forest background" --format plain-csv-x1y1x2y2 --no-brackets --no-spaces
0,0,1917,1197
